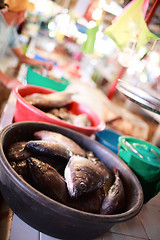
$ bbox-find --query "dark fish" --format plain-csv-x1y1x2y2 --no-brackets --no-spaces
25,140,73,161
64,156,104,198
48,109,91,127
97,161,114,196
68,188,103,214
34,130,85,156
31,155,67,176
7,141,31,162
10,160,30,181
86,152,114,196
49,107,70,121
100,169,125,215
27,157,68,203
24,92,73,111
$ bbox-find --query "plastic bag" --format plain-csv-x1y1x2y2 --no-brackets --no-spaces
105,0,158,51
82,25,99,54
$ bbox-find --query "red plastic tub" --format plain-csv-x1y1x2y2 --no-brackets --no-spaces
13,85,104,136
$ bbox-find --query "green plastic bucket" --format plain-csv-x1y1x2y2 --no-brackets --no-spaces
26,67,70,92
118,136,160,203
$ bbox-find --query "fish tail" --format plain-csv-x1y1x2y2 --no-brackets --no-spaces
113,168,119,178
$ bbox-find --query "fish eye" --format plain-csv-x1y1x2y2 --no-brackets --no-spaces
80,182,86,190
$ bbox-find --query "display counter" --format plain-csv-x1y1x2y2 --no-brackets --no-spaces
0,83,160,240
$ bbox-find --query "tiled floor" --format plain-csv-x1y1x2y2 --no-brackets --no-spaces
9,192,160,240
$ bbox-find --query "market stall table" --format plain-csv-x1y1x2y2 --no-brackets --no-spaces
0,87,160,240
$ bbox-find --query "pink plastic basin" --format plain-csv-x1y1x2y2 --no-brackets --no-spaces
13,85,104,136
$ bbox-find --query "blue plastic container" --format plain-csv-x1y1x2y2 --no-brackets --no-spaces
34,54,57,66
95,129,121,154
